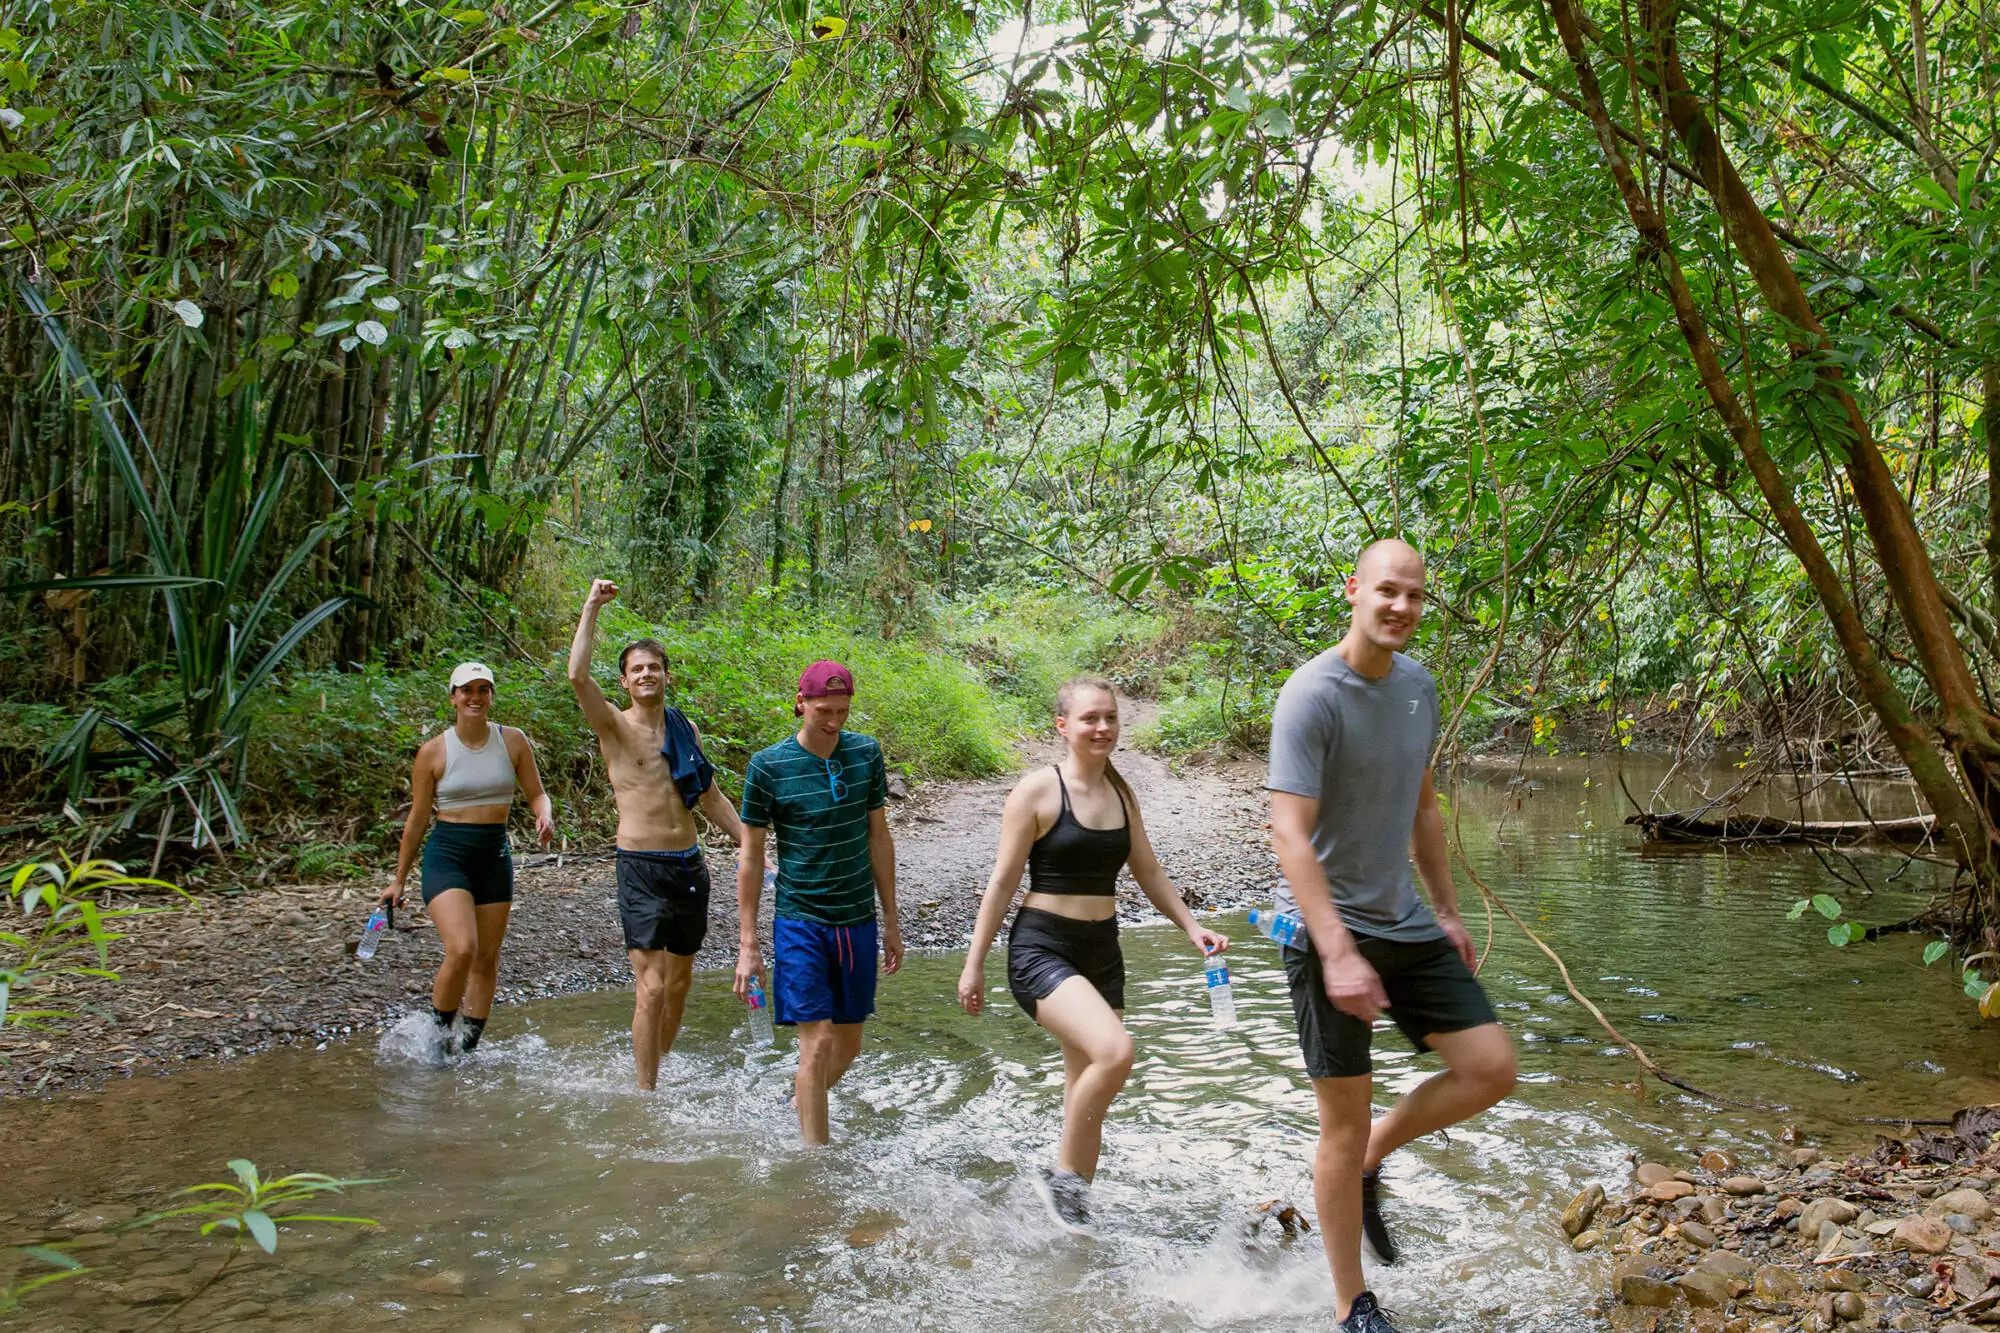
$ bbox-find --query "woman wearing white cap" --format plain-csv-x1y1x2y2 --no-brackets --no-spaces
383,661,555,1053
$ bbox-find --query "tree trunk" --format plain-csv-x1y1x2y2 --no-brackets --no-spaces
1542,0,1997,901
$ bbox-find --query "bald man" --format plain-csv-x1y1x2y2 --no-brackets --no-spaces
1266,539,1517,1333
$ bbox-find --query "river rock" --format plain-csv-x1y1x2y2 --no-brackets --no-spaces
1821,1268,1865,1292
1893,1215,1953,1254
1571,1228,1604,1252
1651,1180,1696,1202
1798,1198,1858,1236
1700,1149,1741,1173
1721,1176,1767,1196
1698,1194,1727,1223
1829,1291,1864,1320
1907,1272,1940,1296
1753,1265,1804,1302
410,1269,466,1295
1563,1184,1605,1237
1943,1211,1979,1234
1677,1270,1735,1309
1620,1274,1681,1308
1772,1196,1804,1220
1929,1187,1994,1220
1636,1163,1675,1187
1697,1249,1754,1276
1679,1219,1717,1248
1792,1147,1821,1167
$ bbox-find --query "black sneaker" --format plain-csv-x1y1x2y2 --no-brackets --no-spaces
1339,1291,1400,1332
1360,1169,1397,1264
1032,1168,1095,1236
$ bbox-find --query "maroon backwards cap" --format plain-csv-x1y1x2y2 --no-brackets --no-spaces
795,660,855,716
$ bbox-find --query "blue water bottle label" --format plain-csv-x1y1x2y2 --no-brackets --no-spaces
1205,963,1229,987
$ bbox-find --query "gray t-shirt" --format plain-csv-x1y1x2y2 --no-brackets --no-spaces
1267,648,1443,942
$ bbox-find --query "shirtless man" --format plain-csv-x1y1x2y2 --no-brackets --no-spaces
569,578,749,1090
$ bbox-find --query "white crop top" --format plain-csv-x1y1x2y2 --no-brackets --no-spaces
435,725,516,811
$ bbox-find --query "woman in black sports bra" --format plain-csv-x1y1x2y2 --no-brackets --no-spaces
957,676,1229,1233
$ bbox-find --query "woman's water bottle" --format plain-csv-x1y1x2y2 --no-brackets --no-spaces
745,975,776,1048
1205,952,1238,1027
356,905,390,960
1247,907,1307,950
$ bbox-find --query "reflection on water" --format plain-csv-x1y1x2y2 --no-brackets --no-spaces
2,760,1993,1331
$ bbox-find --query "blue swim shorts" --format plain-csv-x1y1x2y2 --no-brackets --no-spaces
772,916,878,1026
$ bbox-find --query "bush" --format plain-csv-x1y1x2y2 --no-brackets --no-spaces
235,602,1018,849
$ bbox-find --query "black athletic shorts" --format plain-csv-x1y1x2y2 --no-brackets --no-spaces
420,821,513,906
1008,907,1125,1018
1284,933,1498,1079
616,846,710,956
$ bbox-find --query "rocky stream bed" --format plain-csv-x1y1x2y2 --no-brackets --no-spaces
1581,1114,2000,1331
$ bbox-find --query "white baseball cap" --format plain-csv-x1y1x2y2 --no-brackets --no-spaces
449,661,495,690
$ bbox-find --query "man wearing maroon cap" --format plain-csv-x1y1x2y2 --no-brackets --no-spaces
734,660,904,1143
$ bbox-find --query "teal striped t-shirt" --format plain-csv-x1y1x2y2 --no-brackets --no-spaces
739,732,888,926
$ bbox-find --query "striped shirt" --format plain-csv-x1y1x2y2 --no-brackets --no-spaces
740,732,888,926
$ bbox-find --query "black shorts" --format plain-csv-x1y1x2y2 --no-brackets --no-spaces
420,822,513,906
1008,907,1125,1018
616,847,710,956
1284,933,1499,1079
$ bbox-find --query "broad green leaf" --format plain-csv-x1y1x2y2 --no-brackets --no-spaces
1924,941,1950,966
242,1209,278,1253
1810,894,1841,920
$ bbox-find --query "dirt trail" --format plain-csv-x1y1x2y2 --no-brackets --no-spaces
0,701,1278,1096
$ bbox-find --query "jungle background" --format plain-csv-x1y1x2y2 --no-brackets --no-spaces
2,0,1997,936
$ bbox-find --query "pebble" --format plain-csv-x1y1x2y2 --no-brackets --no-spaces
1699,1149,1741,1173
1676,1270,1734,1308
1892,1215,1953,1254
1907,1273,1940,1297
1821,1268,1865,1292
1752,1264,1804,1301
1636,1163,1675,1187
1678,1220,1716,1248
1928,1188,1994,1221
1830,1291,1864,1320
1650,1181,1696,1202
1619,1274,1681,1307
1943,1211,1979,1234
1721,1176,1767,1196
1696,1250,1755,1278
1798,1198,1858,1236
1562,1184,1605,1237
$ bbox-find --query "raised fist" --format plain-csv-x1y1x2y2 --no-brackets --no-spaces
586,578,620,608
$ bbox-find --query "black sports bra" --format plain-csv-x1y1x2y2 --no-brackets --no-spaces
1025,766,1131,897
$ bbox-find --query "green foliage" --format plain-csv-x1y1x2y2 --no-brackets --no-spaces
1,855,186,1030
1,1159,382,1318
0,1245,88,1313
142,1159,381,1256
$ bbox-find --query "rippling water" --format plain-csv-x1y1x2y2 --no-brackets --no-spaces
1,760,1991,1330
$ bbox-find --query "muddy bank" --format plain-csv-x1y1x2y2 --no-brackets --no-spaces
1578,1118,2000,1331
1,719,1277,1096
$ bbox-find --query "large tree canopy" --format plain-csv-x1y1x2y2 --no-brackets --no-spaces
4,0,1998,928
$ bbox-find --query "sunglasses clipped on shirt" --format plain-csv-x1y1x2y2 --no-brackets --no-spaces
824,757,848,802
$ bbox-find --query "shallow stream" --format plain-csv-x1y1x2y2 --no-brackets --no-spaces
2,760,1994,1330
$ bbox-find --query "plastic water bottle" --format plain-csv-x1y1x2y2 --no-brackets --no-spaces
356,906,389,960
1248,907,1308,950
1205,954,1238,1027
744,975,776,1048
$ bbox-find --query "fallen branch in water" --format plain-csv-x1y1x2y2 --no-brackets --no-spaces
1450,845,1788,1111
